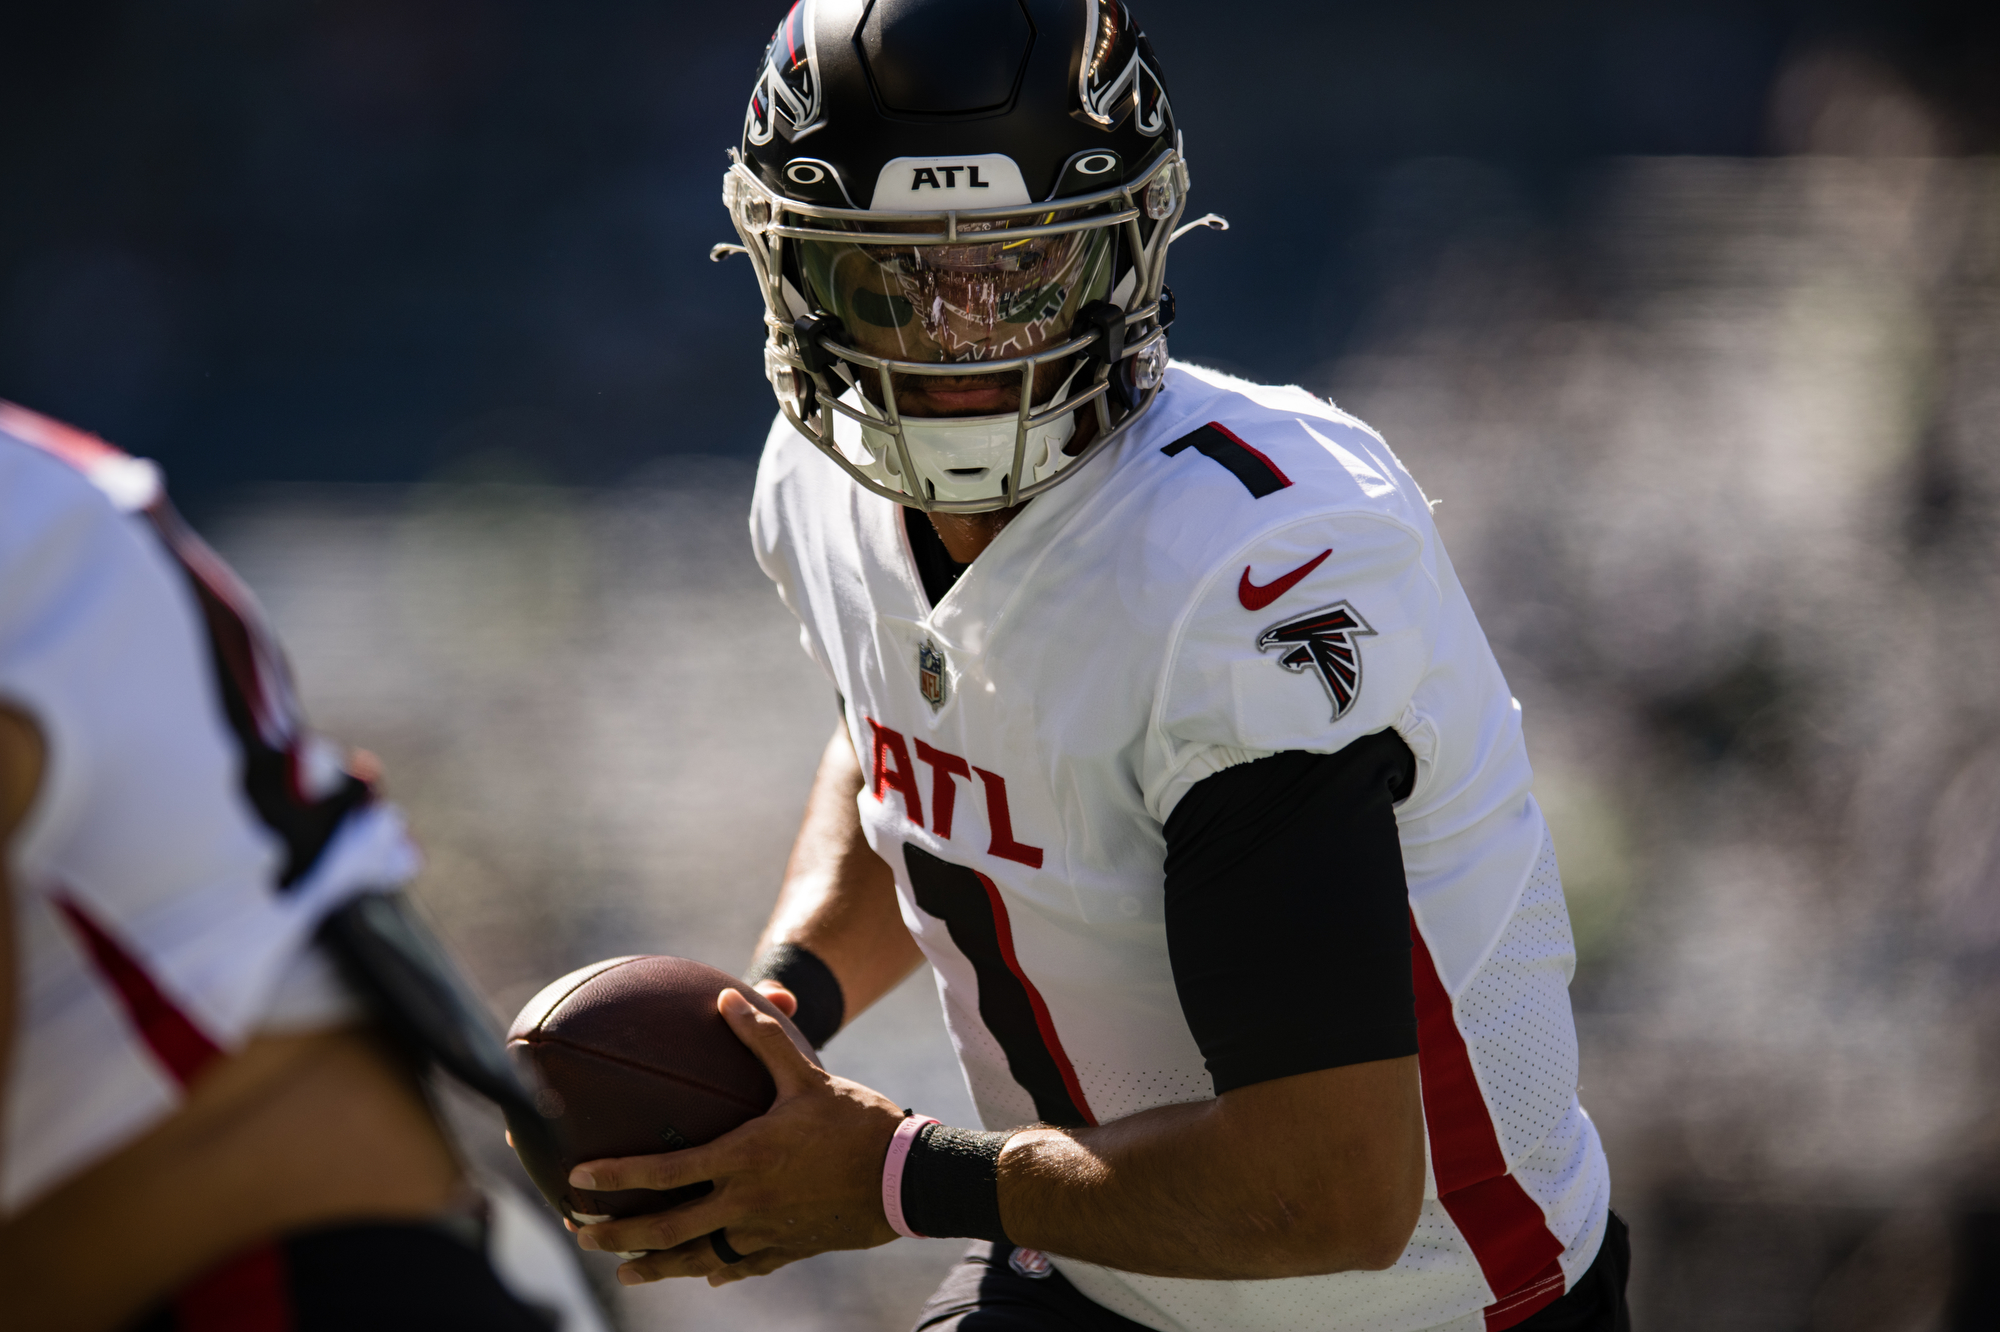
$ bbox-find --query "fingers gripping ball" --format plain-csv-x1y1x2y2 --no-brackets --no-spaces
505,955,820,1223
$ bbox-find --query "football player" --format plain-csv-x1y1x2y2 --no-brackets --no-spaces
0,405,604,1331
565,2,1628,1329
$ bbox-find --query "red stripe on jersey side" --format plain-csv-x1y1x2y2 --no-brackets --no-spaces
1410,911,1565,1322
55,896,224,1087
1204,422,1292,488
974,869,1096,1127
0,399,127,471
1412,918,1504,1191
172,1242,294,1332
1484,1258,1568,1330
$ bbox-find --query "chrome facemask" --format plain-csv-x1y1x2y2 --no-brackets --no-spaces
721,148,1200,513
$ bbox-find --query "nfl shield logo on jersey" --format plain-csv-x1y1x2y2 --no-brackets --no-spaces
1008,1246,1054,1279
918,637,948,710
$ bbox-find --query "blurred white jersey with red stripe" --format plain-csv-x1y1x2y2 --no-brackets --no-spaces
751,363,1611,1332
0,406,417,1216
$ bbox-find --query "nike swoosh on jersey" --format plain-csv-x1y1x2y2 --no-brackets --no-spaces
1237,548,1333,611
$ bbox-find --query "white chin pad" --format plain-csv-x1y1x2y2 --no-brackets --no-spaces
830,393,1076,505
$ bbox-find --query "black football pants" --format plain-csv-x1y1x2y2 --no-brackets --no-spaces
124,1221,558,1332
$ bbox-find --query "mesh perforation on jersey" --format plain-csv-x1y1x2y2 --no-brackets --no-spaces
1507,1100,1610,1270
1447,830,1580,1169
1070,1060,1213,1124
938,974,1040,1129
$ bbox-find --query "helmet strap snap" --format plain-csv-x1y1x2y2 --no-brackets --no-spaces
1073,301,1138,413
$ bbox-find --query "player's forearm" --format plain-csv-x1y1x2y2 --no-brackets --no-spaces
754,723,923,1028
0,856,12,1158
995,1058,1425,1280
0,705,46,1151
0,1027,461,1331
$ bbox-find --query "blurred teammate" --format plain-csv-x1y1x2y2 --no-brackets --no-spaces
567,2,1627,1330
0,403,604,1331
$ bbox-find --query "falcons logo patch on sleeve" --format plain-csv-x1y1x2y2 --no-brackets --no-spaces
1256,602,1377,719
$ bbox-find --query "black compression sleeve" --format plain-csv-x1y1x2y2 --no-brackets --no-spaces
744,942,845,1049
1162,731,1418,1094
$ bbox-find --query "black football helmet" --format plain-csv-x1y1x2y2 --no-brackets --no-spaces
720,0,1212,512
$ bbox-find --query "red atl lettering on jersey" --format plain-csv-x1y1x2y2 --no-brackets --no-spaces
972,767,1044,868
914,739,971,838
868,719,925,828
868,720,1044,869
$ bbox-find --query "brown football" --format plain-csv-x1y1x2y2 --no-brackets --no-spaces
505,954,818,1222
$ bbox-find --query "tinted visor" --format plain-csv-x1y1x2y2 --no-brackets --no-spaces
797,214,1115,364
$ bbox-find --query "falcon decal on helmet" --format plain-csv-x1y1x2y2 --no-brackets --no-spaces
746,1,823,148
1078,0,1171,136
1256,602,1378,720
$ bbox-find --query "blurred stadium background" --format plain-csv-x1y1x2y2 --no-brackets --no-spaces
5,1,1999,1327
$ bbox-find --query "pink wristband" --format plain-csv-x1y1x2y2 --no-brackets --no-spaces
882,1114,941,1239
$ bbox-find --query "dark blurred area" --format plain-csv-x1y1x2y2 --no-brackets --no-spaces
1,0,1994,495
11,4,2000,1330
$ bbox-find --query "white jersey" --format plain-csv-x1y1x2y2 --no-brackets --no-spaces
0,407,416,1216
751,364,1611,1332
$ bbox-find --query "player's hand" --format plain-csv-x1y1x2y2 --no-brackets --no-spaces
346,747,384,786
567,987,903,1287
749,979,799,1018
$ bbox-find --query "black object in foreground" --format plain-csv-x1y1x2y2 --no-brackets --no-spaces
316,892,569,1214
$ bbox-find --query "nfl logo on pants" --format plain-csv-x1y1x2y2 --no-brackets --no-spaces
918,638,947,710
